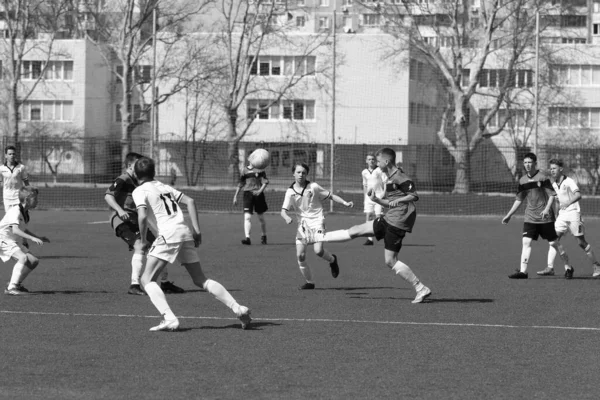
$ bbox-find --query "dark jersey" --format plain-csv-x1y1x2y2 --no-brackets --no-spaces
106,172,138,229
383,169,418,232
516,170,555,224
238,167,269,192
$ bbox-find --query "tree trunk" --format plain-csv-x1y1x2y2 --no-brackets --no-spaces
453,148,470,194
8,85,19,152
451,95,471,194
227,109,240,184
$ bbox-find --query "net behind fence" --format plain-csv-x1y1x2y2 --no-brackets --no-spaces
4,136,600,216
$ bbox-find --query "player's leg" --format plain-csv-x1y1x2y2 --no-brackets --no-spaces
384,246,431,304
257,213,267,244
313,241,339,279
510,223,537,278
255,193,268,244
241,192,254,245
296,241,314,289
363,197,375,245
543,222,572,279
115,222,146,295
140,254,178,331
5,250,37,294
570,219,600,275
300,220,375,244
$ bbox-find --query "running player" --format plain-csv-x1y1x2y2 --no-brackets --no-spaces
281,163,354,290
0,146,30,213
502,153,572,279
298,148,432,303
537,159,600,278
361,153,386,246
105,152,184,295
1,187,50,295
133,157,251,331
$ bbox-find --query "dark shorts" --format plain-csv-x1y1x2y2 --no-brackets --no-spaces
115,221,156,251
243,191,268,214
523,222,558,242
373,216,406,253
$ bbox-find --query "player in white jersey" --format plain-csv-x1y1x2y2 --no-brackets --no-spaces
537,159,600,278
281,163,354,290
1,187,50,295
361,153,386,246
0,146,30,212
132,157,251,331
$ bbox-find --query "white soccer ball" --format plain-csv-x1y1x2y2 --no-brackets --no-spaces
248,148,271,170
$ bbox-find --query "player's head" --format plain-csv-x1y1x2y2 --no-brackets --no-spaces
125,152,143,170
5,145,17,164
292,163,309,184
375,148,396,172
365,153,376,169
549,158,564,179
523,152,537,173
19,186,39,209
134,157,156,182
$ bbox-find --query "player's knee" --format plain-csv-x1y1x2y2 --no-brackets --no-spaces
578,240,588,250
16,254,28,264
297,253,306,262
314,248,324,257
29,257,39,269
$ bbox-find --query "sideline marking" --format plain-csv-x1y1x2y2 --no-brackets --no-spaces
1,310,599,332
88,221,109,224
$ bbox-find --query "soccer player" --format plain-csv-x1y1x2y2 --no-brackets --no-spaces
0,146,30,213
502,153,572,279
537,159,600,278
133,157,251,331
1,187,50,295
281,163,354,290
233,161,269,245
361,153,386,246
105,152,184,295
298,148,432,304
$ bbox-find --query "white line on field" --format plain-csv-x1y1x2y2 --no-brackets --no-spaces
1,310,599,332
87,221,109,224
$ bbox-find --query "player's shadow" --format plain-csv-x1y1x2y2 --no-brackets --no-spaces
182,289,241,293
177,321,281,331
32,290,111,295
426,298,494,303
41,256,95,259
403,244,435,247
322,286,397,291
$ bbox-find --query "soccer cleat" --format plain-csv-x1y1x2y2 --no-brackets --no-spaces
329,254,340,278
412,286,432,304
15,283,29,293
564,266,574,280
128,284,146,295
236,306,252,330
4,285,29,296
363,240,374,246
536,267,555,276
593,264,600,278
160,281,185,294
149,318,180,332
241,237,251,245
261,235,267,245
508,271,528,279
298,282,315,290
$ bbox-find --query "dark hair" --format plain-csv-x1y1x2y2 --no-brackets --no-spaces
366,152,376,159
5,145,16,154
549,158,564,168
376,147,396,164
134,157,156,180
125,152,144,166
19,186,38,202
523,152,537,162
292,162,310,174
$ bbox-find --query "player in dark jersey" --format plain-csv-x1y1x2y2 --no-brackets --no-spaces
105,152,184,294
502,152,572,279
232,162,269,245
298,148,432,304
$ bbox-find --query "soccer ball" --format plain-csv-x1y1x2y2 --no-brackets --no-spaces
248,148,271,170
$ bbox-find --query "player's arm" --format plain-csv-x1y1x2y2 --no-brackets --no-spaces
11,226,45,245
104,194,130,221
281,192,294,224
330,194,353,208
281,208,293,224
502,199,523,224
179,194,202,246
378,193,418,208
254,173,269,196
23,228,50,243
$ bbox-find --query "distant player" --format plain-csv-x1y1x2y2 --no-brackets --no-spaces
537,159,600,278
105,152,184,295
133,157,251,331
298,148,432,304
361,153,386,246
281,163,354,290
1,187,50,295
1,145,30,213
502,153,572,279
233,162,269,245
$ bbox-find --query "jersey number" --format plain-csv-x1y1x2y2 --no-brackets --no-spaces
159,193,178,215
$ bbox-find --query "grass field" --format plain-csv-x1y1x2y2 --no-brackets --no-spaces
1,211,600,400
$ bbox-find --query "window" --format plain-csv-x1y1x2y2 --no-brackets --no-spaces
296,16,305,27
562,15,586,27
20,101,74,121
477,69,533,88
561,38,586,44
363,14,381,26
342,0,352,5
249,56,315,76
593,24,599,35
319,0,329,6
318,16,330,30
550,65,600,86
296,0,305,5
248,100,315,121
548,108,600,129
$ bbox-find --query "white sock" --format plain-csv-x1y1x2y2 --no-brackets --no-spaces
584,244,599,265
9,262,26,286
203,279,238,312
144,282,176,320
320,249,335,264
298,260,313,283
322,230,352,243
521,246,532,273
244,215,251,238
131,254,144,285
391,260,422,291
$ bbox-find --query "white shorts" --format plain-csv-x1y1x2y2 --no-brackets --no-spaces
148,240,200,264
296,218,325,244
364,195,383,215
0,240,29,262
3,201,19,213
555,216,584,237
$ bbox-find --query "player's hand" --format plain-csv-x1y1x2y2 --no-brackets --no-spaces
502,215,511,224
560,204,568,210
367,189,375,200
540,210,550,219
31,237,44,246
284,216,293,224
118,210,130,221
233,197,238,205
252,189,262,196
140,238,151,251
40,236,50,243
193,232,202,247
344,201,354,208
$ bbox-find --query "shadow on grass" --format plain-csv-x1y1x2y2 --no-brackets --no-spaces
31,290,111,295
41,256,95,259
176,321,281,331
320,286,398,291
425,298,494,303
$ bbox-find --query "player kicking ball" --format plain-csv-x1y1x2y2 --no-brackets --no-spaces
298,148,432,304
1,187,50,295
132,157,251,331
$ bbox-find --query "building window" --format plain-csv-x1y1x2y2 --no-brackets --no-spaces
21,101,74,121
115,65,151,84
550,65,600,86
296,16,305,27
363,14,381,26
318,16,330,30
342,0,352,5
249,56,316,76
593,24,600,35
549,108,600,129
319,0,329,6
477,69,533,88
247,100,315,121
561,38,586,44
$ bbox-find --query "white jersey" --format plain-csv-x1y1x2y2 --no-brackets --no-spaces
0,205,28,243
552,175,581,220
282,181,331,222
132,180,193,244
0,163,28,206
362,167,386,198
